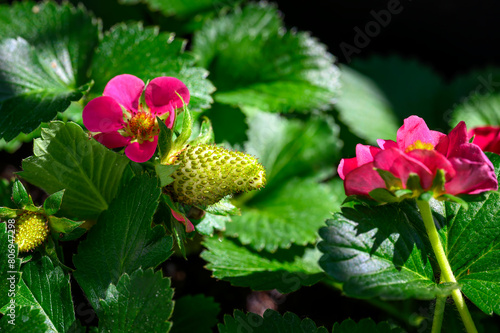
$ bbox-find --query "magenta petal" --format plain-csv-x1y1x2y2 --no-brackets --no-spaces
356,144,381,165
374,148,434,189
377,139,398,150
338,157,357,180
93,131,130,149
344,162,386,196
170,209,195,233
445,121,469,156
145,77,190,120
103,74,144,112
397,116,439,150
124,137,158,163
469,126,500,153
82,96,125,132
407,149,456,180
338,144,380,179
445,157,498,195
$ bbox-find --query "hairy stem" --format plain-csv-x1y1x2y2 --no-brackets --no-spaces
431,278,446,333
416,200,477,333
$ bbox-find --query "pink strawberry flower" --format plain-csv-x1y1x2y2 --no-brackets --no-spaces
338,116,498,198
83,74,190,163
469,126,500,154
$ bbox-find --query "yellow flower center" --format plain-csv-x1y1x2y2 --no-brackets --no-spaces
124,107,159,143
15,212,49,252
405,140,434,153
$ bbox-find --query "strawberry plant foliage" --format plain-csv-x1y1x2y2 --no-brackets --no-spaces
223,111,343,251
19,122,130,220
193,3,340,113
73,175,173,314
8,256,77,332
0,1,98,140
99,268,174,332
202,236,324,293
2,0,500,332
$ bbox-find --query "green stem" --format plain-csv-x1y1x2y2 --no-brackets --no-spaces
416,200,477,333
431,278,446,333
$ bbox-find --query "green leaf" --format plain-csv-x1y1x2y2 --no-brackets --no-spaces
171,294,220,333
350,55,444,129
225,111,343,251
228,178,340,252
19,122,130,220
334,65,399,143
449,93,500,128
194,212,230,236
0,178,14,208
73,175,173,314
12,180,32,209
133,0,242,18
99,268,174,332
172,107,193,153
439,67,500,119
203,197,240,216
244,110,341,189
318,201,453,300
47,216,83,234
155,164,179,187
0,223,21,309
0,126,44,154
157,116,174,163
332,318,404,333
206,103,249,146
445,190,500,315
0,1,99,140
193,3,340,113
89,22,214,111
218,309,328,333
202,237,324,293
190,116,215,146
43,190,64,216
12,256,76,332
0,306,49,333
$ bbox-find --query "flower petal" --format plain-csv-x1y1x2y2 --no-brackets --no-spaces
337,157,357,180
377,139,398,150
145,77,190,125
103,74,144,112
338,144,380,179
170,208,195,233
445,157,498,195
406,149,456,181
344,162,386,196
469,126,500,153
82,96,125,132
446,121,469,154
356,144,381,164
374,148,435,189
124,137,158,163
93,131,130,149
397,116,443,150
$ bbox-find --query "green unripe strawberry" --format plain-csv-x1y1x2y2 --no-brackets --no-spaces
169,144,266,206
